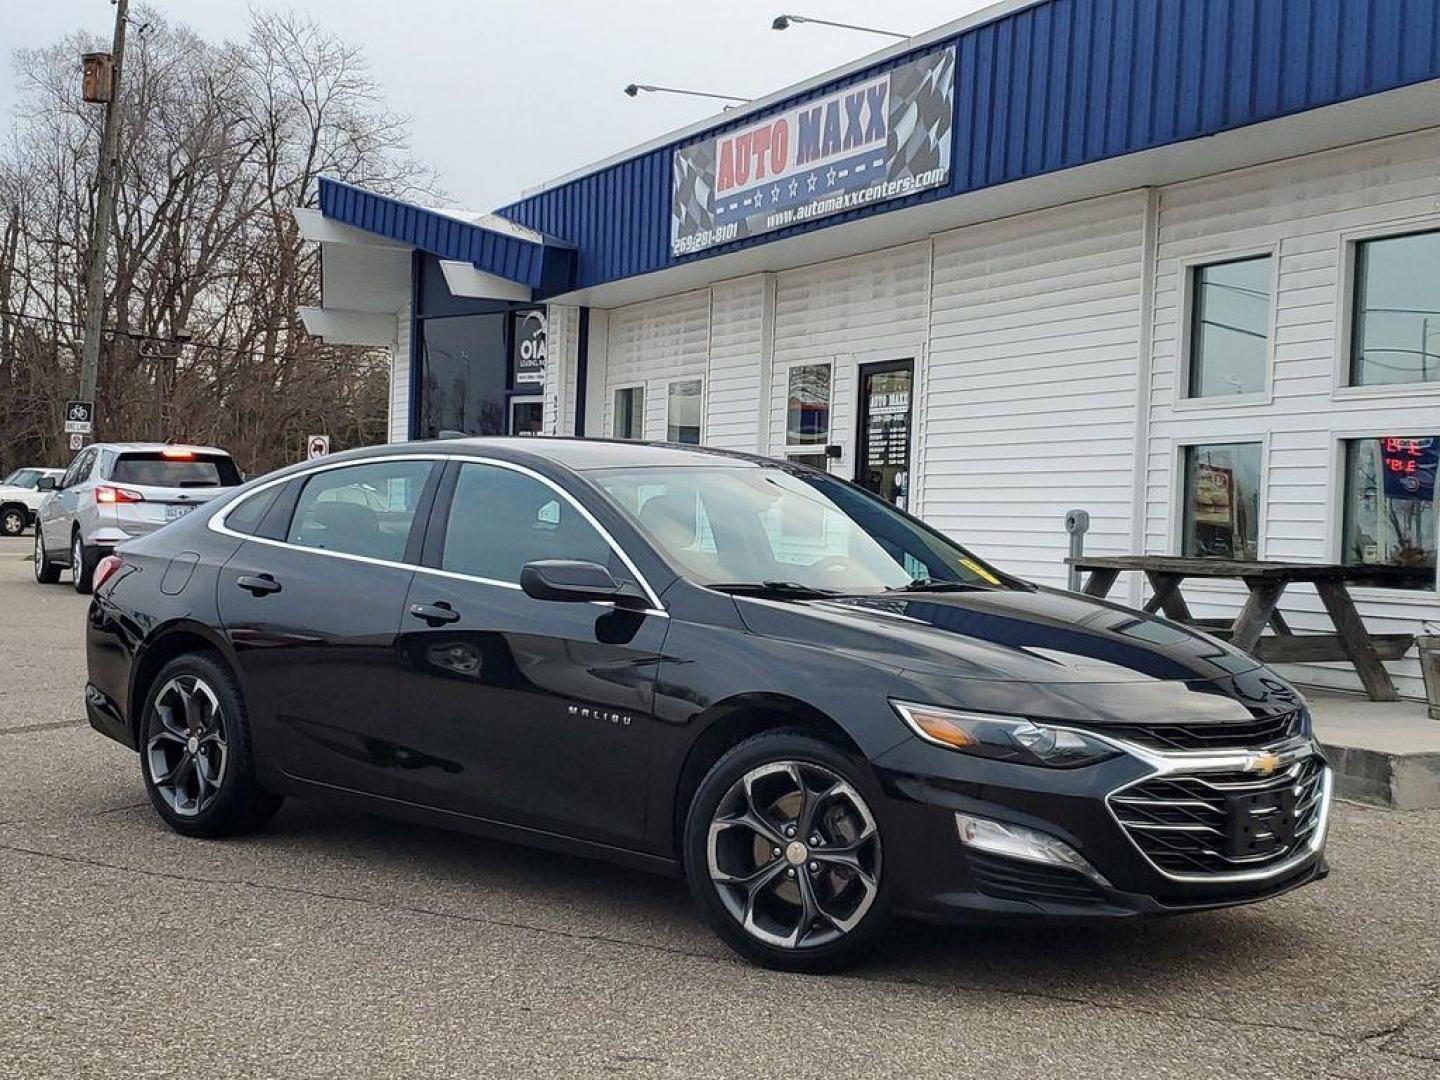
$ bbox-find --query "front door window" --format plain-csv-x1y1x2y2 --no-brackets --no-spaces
855,360,914,510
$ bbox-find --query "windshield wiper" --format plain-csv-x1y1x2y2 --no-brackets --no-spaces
709,581,842,599
885,578,983,593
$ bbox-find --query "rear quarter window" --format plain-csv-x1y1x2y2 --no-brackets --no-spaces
222,485,284,536
111,453,241,488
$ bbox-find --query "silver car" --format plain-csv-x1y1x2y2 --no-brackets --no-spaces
34,442,242,592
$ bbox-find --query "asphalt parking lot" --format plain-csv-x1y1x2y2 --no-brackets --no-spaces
0,534,1437,1079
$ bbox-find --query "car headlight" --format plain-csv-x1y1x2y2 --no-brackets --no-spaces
891,701,1120,768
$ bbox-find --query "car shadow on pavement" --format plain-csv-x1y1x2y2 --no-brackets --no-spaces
232,798,1316,989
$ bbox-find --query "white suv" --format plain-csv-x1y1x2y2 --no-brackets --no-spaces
0,468,65,536
34,443,242,592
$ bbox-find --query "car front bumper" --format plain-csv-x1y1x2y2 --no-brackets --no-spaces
871,733,1331,924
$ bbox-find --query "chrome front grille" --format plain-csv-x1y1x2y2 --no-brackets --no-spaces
1109,755,1328,879
1088,709,1304,752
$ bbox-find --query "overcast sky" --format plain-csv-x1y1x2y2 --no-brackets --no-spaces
2,0,994,211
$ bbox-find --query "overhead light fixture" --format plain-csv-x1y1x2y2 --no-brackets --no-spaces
623,83,749,105
771,14,908,40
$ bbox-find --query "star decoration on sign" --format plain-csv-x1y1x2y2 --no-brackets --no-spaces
825,167,838,186
754,189,764,207
788,178,799,197
771,184,781,202
807,173,818,192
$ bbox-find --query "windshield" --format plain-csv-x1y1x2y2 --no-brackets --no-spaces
591,464,1007,594
2,469,41,488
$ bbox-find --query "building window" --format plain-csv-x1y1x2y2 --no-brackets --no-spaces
666,379,702,444
613,386,645,440
1187,255,1272,398
416,313,509,438
1341,436,1438,589
785,363,832,448
1181,443,1262,560
1350,230,1440,387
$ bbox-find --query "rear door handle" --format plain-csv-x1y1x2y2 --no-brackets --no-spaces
236,574,281,597
409,601,460,626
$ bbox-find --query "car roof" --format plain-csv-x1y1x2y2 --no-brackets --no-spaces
395,437,768,472
91,442,230,456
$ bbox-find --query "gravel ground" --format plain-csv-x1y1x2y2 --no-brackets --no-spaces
0,535,1436,1079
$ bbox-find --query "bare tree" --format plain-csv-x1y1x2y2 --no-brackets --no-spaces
0,6,439,476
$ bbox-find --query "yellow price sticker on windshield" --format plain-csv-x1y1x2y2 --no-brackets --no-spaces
960,557,1001,585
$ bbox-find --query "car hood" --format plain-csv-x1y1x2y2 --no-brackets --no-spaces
735,584,1265,686
733,586,1307,725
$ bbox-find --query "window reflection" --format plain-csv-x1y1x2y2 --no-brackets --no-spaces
786,364,832,446
1342,436,1438,589
417,314,508,438
613,387,645,440
1189,256,1272,397
1181,443,1262,560
1351,230,1440,387
666,379,702,444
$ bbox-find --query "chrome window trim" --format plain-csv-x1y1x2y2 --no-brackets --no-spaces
207,452,668,617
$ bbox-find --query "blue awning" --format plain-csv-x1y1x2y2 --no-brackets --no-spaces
318,177,575,296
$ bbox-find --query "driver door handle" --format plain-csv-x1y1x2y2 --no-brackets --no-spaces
236,574,281,597
409,601,461,626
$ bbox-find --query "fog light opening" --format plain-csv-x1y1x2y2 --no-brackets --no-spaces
955,812,1112,889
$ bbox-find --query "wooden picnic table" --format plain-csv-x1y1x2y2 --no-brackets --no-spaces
1066,555,1414,702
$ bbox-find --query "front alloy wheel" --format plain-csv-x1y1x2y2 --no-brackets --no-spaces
686,731,891,972
145,675,229,817
1,507,25,536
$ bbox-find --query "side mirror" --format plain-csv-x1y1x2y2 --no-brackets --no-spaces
520,560,649,609
36,476,57,491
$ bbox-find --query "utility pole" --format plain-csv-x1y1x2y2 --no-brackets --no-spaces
77,0,130,437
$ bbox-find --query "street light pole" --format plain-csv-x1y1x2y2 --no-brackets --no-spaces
77,0,131,435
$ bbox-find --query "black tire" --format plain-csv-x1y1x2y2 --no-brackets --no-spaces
683,729,892,973
33,527,60,584
139,651,283,838
71,531,95,594
0,504,26,537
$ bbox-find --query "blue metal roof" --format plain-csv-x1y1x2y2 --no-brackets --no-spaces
317,177,574,294
493,0,1440,294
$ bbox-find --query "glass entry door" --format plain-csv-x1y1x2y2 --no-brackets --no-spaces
509,396,544,436
855,360,914,509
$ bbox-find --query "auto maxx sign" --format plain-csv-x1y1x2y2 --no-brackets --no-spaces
671,45,955,256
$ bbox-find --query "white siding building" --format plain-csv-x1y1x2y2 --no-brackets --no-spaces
303,0,1440,703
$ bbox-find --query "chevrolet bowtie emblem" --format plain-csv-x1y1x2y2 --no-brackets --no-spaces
1245,751,1282,776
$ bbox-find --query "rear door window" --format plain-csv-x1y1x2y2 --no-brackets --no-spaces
286,461,433,561
111,452,241,488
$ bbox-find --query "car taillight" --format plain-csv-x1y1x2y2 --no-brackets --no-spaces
95,486,144,504
160,447,195,459
93,554,124,590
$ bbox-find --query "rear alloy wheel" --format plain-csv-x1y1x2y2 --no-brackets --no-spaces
146,675,230,818
685,731,890,972
1,506,25,536
71,533,94,594
33,527,60,584
140,653,282,837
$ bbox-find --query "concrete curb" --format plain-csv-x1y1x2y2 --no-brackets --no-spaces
1322,741,1440,810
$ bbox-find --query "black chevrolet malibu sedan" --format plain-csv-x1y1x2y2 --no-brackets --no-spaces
84,438,1330,971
